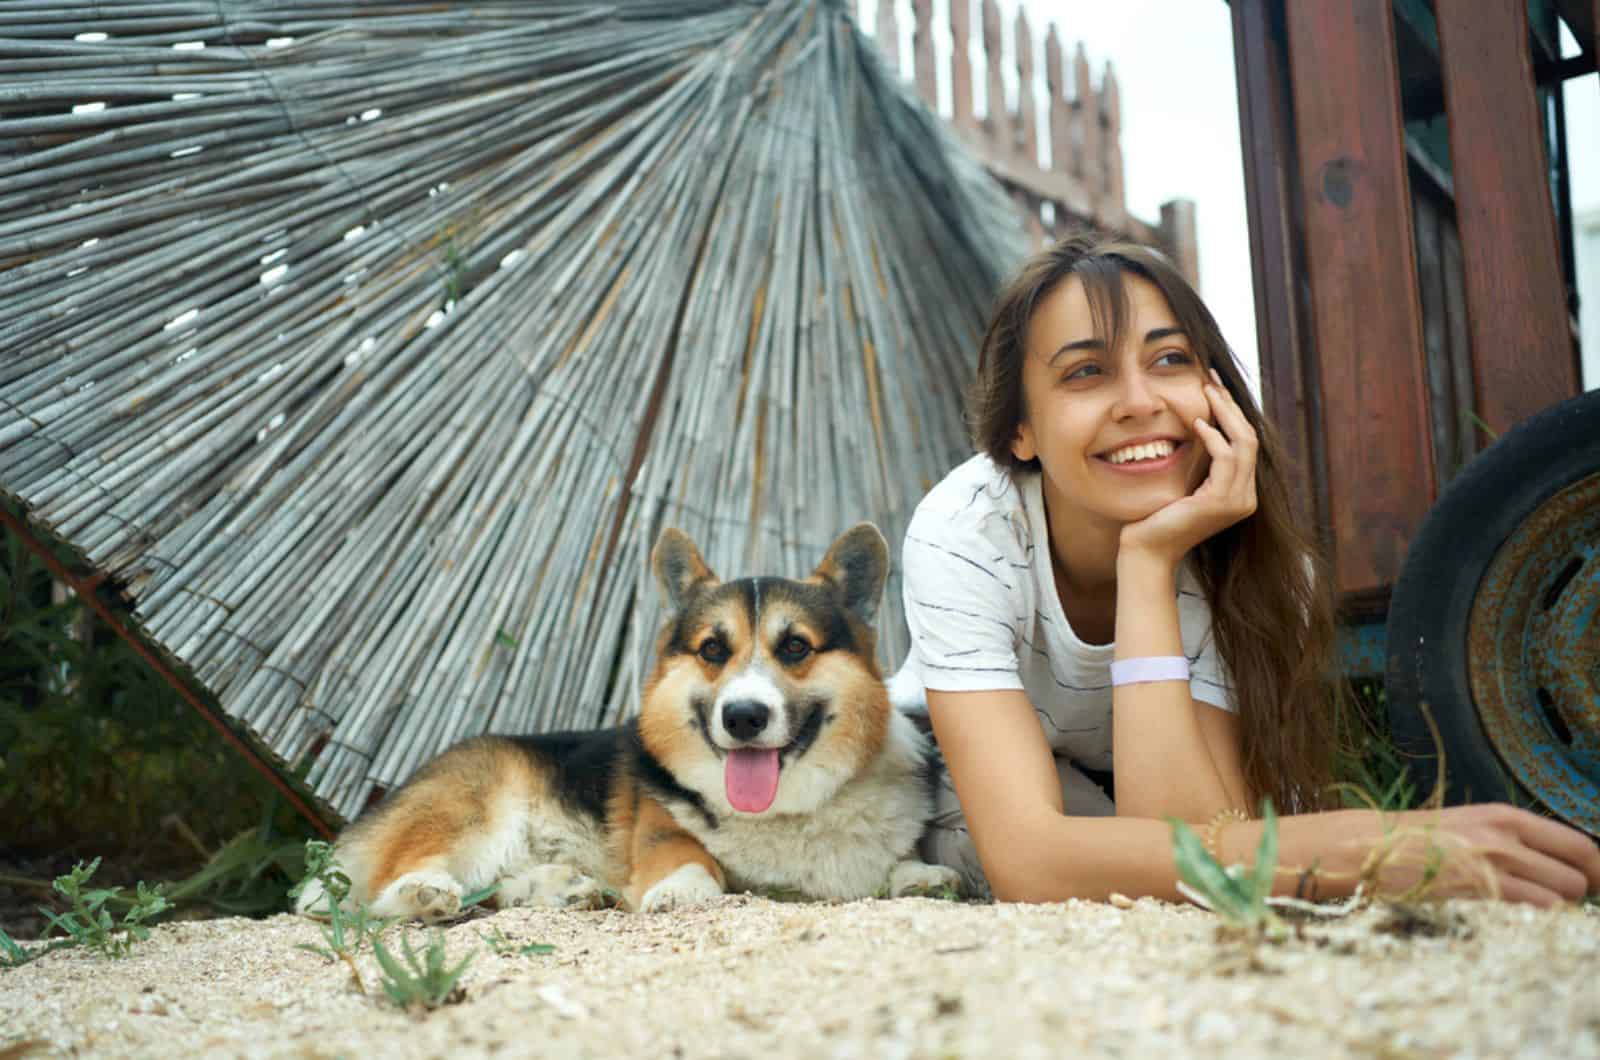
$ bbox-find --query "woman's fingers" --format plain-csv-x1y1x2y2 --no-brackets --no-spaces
1495,841,1595,902
1191,416,1233,493
1509,809,1600,894
1425,805,1600,905
1206,375,1260,457
1202,378,1258,515
1194,416,1246,514
1490,875,1569,909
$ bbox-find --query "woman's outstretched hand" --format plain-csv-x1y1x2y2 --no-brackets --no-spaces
1361,803,1600,907
1119,369,1258,568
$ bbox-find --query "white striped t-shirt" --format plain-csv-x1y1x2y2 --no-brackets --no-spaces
900,453,1235,772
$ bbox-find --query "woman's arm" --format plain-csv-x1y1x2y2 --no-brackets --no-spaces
1109,550,1245,820
1108,372,1259,820
930,687,1600,906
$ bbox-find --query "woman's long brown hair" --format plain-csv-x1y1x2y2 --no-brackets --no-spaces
967,232,1347,812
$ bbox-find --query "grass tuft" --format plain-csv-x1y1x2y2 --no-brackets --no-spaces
479,925,555,957
1170,800,1285,941
373,930,476,1012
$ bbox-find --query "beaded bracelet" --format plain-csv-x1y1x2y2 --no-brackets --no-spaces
1202,807,1250,863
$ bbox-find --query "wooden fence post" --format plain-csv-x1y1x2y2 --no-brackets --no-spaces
1045,25,1069,176
913,0,937,111
1075,44,1101,217
1014,8,1037,166
1160,199,1200,287
1102,63,1124,231
949,0,977,133
982,0,1005,144
875,0,900,75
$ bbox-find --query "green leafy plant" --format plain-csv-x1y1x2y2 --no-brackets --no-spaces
479,925,555,957
373,931,476,1012
0,925,71,969
33,858,172,958
1170,800,1284,940
291,841,396,973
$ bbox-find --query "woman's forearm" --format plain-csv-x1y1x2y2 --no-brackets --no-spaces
987,809,1379,904
1110,552,1235,819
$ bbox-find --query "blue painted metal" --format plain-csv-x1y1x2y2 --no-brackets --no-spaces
1338,619,1389,678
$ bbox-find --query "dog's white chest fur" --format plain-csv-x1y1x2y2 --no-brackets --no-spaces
672,713,933,900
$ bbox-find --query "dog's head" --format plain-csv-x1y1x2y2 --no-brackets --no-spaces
638,524,891,817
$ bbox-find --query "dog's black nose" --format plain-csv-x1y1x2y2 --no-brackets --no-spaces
721,700,770,742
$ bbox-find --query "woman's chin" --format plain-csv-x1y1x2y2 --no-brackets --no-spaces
1110,489,1190,526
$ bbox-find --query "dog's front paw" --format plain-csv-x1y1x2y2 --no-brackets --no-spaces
888,860,965,899
498,864,610,911
638,863,724,913
373,868,463,922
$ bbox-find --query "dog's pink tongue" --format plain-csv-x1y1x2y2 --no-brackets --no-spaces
725,748,780,813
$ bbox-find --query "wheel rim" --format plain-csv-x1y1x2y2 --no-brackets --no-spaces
1468,471,1600,833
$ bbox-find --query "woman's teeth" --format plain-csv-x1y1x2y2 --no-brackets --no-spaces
1105,440,1177,465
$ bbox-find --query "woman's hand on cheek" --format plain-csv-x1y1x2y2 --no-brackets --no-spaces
1118,370,1259,570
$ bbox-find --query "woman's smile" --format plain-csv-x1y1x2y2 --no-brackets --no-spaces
1095,435,1189,474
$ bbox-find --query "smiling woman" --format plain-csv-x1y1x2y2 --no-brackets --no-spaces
898,232,1600,908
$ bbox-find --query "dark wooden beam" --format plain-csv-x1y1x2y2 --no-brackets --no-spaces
1230,0,1323,535
1283,0,1437,598
1436,0,1581,436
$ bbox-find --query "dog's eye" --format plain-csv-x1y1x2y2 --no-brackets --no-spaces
776,635,811,663
697,639,729,665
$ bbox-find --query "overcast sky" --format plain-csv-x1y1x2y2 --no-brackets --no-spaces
859,0,1599,391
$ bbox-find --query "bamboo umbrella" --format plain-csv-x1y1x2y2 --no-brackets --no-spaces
0,0,1025,821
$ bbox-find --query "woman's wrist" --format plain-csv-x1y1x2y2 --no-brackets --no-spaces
1115,544,1181,589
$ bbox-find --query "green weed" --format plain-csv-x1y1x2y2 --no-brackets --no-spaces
373,931,476,1012
479,925,555,957
27,858,172,958
290,841,396,972
1170,800,1284,940
0,925,71,969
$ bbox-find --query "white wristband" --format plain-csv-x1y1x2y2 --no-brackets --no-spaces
1110,656,1190,687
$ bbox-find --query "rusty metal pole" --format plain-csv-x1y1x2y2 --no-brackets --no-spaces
0,505,336,840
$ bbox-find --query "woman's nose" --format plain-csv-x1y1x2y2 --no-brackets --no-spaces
1112,370,1163,418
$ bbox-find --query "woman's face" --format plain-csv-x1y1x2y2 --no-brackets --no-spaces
1012,273,1213,531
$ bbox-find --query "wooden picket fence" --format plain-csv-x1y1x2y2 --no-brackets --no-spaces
873,0,1199,281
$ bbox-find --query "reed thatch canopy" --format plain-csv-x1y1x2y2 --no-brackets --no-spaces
0,0,1025,821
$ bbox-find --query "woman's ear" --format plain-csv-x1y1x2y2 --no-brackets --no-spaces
1010,421,1037,463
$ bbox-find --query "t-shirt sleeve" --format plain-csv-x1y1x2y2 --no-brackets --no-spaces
1180,584,1236,712
900,507,1027,693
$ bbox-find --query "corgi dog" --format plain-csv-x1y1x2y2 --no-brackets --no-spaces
295,524,962,919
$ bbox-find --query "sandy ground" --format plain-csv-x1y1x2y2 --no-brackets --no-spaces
3,895,1599,1059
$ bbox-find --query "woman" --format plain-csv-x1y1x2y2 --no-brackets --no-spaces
901,234,1599,907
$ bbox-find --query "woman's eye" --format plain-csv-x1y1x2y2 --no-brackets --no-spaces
1154,349,1194,368
698,640,729,664
1062,363,1103,382
777,636,811,662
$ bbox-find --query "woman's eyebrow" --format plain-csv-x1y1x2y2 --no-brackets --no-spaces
1049,337,1103,362
1049,326,1186,363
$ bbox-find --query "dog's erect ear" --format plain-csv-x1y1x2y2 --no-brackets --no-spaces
811,523,889,624
652,528,718,612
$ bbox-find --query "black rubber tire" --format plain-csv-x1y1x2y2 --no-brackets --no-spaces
1385,388,1600,809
